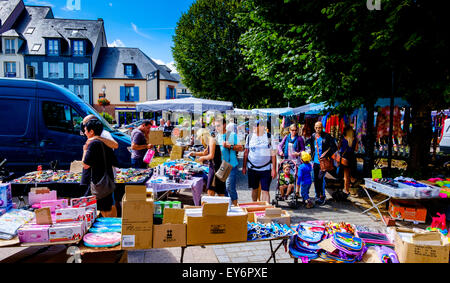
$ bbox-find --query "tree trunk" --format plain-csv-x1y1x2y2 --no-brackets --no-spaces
363,103,375,178
407,101,432,177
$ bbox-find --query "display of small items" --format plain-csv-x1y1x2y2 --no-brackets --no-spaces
155,163,195,183
247,222,296,241
372,178,399,188
427,178,450,198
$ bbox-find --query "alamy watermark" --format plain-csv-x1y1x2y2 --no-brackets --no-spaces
367,0,381,10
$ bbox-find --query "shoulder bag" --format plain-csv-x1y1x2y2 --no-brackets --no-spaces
90,142,116,200
316,137,334,172
215,133,233,182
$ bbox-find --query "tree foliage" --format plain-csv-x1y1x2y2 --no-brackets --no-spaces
237,0,449,112
236,0,449,174
172,0,295,108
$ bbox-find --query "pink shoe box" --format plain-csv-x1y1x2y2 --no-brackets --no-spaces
49,222,84,242
40,199,69,213
28,189,57,206
55,207,86,223
18,224,50,243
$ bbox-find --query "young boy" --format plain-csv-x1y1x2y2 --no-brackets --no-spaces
297,151,314,208
279,163,295,200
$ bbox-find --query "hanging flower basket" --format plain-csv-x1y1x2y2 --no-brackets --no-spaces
98,98,110,106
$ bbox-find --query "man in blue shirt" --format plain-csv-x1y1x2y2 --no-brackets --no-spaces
214,119,244,206
306,121,337,205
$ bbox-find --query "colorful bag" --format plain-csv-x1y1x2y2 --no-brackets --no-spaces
373,246,399,263
143,149,155,164
289,223,327,263
319,232,366,263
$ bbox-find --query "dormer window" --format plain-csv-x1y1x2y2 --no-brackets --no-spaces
25,27,35,34
5,39,15,54
47,39,59,56
72,40,85,56
124,64,134,77
31,44,41,52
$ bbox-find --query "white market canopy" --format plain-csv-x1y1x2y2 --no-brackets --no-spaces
232,107,294,116
136,97,234,113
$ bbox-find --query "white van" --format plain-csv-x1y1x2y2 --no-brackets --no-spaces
440,118,450,154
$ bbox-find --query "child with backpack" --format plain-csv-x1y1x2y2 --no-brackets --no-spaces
297,151,314,208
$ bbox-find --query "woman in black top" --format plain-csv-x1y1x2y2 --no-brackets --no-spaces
82,119,118,216
338,126,358,195
189,128,226,196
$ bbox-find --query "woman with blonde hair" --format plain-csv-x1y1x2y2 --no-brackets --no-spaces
189,128,226,196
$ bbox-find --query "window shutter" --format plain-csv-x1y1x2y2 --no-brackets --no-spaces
83,85,89,103
68,63,74,78
43,62,49,78
120,86,125,102
166,87,170,99
83,63,89,79
133,87,139,102
174,88,177,99
58,62,64,78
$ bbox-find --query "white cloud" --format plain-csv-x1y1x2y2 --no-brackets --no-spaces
108,39,125,47
64,0,81,11
131,22,152,39
108,2,113,7
152,58,178,74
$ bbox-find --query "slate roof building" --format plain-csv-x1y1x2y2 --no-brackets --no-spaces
0,0,107,104
92,47,179,125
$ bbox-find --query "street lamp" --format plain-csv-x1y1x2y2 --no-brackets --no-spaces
101,85,106,98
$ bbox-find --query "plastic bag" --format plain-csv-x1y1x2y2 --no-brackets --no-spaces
143,149,155,164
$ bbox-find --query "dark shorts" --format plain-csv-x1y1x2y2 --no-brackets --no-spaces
131,158,147,169
248,168,272,191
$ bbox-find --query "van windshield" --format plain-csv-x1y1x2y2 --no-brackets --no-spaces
76,102,116,132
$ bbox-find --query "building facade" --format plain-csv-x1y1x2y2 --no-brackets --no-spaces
93,47,179,125
0,1,106,105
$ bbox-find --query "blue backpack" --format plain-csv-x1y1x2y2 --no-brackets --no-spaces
289,223,327,263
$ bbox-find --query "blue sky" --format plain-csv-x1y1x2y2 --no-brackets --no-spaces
24,0,196,73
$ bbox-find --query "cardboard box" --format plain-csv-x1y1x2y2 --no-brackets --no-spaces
238,201,273,212
393,227,449,263
148,130,164,145
121,186,154,250
186,203,247,245
163,136,173,145
170,145,183,160
69,161,84,173
389,200,427,223
153,208,186,248
255,208,291,226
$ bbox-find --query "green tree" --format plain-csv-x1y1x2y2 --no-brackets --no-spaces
172,0,296,109
237,0,449,175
